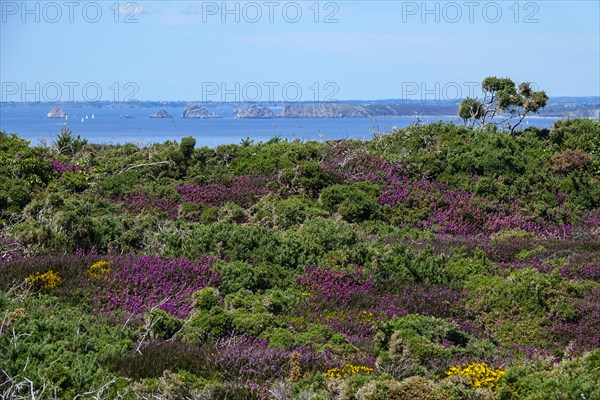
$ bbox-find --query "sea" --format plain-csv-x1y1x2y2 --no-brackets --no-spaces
0,105,563,147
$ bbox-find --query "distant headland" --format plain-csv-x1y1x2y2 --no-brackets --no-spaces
14,97,597,120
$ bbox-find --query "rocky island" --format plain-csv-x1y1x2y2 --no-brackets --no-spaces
279,103,370,118
276,103,460,118
46,107,67,118
149,109,173,118
235,104,275,118
181,103,221,119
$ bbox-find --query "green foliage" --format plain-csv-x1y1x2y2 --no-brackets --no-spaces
217,261,281,294
6,179,32,209
231,310,275,337
320,181,381,222
458,97,484,127
375,315,495,378
460,77,549,134
148,308,184,340
466,269,595,318
273,196,328,229
218,202,246,223
263,322,348,352
53,126,88,156
0,294,133,398
96,170,141,198
283,216,369,268
184,306,234,343
465,269,598,347
180,136,196,160
280,160,335,197
357,376,448,400
192,287,221,311
58,170,90,192
163,222,284,265
497,350,600,400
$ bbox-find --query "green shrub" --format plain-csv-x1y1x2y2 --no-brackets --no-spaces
184,306,233,343
280,160,334,197
192,287,221,312
0,294,133,398
218,202,247,223
497,350,600,400
320,181,381,222
148,308,184,340
274,196,328,229
231,310,274,337
375,315,494,377
218,261,274,294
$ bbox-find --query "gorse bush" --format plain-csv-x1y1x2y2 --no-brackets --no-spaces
0,294,133,398
446,362,505,390
25,269,61,290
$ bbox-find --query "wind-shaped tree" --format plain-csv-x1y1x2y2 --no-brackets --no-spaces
459,77,548,133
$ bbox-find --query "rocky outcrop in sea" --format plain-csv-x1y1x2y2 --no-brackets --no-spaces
278,103,369,118
150,109,173,118
181,103,221,119
47,107,67,118
235,104,275,118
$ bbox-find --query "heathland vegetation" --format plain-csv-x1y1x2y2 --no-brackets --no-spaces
0,106,599,398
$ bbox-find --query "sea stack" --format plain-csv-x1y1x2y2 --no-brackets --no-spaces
150,109,173,118
235,104,275,118
181,103,221,119
47,107,67,118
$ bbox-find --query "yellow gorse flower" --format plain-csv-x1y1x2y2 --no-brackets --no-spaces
358,310,374,323
26,270,61,290
446,362,506,390
324,364,373,379
86,260,112,279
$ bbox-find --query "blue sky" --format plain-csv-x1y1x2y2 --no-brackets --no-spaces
1,1,599,101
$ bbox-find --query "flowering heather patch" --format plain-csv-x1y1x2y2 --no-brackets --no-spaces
321,142,397,182
124,193,179,219
369,284,461,320
297,266,375,309
583,209,600,235
50,160,89,175
213,336,342,382
297,266,461,343
380,178,573,238
0,238,23,263
502,259,600,282
549,287,600,352
96,255,220,318
175,174,274,208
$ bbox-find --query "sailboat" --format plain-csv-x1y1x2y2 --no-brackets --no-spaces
85,115,89,119
81,117,84,122
91,114,95,119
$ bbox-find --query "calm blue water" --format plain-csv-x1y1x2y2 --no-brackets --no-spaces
0,105,562,146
